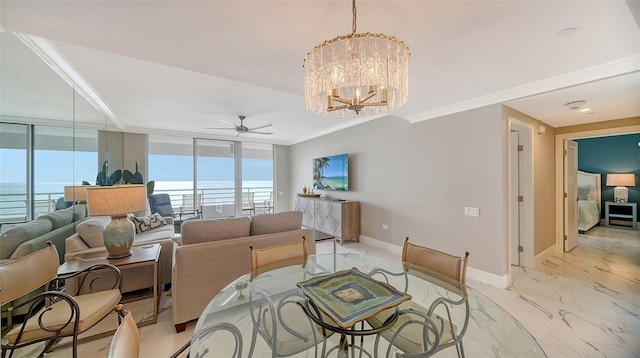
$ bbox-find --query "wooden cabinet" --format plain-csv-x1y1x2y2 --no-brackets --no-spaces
295,197,360,245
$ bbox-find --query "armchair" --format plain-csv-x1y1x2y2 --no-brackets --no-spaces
0,242,122,358
148,193,198,232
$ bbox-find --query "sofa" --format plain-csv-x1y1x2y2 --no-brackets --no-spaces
172,210,314,332
0,204,87,318
64,213,176,293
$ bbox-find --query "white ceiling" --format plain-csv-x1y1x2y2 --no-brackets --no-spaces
1,1,639,144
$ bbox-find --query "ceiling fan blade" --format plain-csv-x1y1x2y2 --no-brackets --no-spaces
205,127,236,130
221,119,237,127
234,132,241,137
248,123,272,131
248,131,274,135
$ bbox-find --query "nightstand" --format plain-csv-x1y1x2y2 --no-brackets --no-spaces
604,201,637,230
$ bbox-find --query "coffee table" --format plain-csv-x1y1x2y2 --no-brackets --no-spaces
57,243,161,327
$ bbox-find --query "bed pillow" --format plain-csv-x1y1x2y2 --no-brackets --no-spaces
578,185,592,200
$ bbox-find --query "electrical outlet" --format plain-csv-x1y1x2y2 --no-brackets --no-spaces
464,207,480,217
382,224,389,230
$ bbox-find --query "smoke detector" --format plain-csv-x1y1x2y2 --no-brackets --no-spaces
565,100,587,110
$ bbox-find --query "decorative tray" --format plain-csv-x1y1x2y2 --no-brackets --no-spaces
297,267,411,328
297,193,321,197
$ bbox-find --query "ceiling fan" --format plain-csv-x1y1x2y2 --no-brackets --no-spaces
205,115,273,136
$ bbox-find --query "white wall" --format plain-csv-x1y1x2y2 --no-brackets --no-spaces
289,105,509,278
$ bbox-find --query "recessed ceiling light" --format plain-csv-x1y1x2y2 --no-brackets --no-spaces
579,108,591,112
555,27,576,37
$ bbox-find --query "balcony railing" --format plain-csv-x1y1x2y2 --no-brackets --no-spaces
0,185,273,230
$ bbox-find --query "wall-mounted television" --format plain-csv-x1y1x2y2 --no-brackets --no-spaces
313,153,349,191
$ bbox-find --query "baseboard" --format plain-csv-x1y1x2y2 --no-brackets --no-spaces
358,235,509,289
358,235,404,256
534,244,556,267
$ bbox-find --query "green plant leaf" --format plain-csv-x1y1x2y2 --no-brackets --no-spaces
122,169,134,183
110,170,122,185
146,180,155,196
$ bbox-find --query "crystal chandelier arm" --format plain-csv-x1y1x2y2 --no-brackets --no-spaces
328,105,349,112
331,96,354,105
357,91,377,103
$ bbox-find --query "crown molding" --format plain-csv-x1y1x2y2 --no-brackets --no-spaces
13,32,125,130
406,55,640,124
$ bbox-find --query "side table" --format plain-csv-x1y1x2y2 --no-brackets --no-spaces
604,201,637,230
58,243,161,326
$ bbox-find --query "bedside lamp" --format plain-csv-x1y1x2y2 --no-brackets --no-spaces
86,185,147,259
606,173,636,203
64,185,97,204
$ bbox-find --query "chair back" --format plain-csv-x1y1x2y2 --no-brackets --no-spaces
0,243,59,304
242,192,255,211
182,194,202,212
250,237,308,272
148,193,175,216
108,306,140,358
402,237,470,284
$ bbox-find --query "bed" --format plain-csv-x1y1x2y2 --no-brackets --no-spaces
577,170,601,232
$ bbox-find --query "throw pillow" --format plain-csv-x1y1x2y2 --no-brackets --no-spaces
578,185,592,200
131,213,168,233
76,216,111,248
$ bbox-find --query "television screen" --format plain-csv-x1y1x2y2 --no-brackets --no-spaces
313,153,349,191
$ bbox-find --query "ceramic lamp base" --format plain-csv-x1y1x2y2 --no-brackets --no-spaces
614,186,628,203
104,215,134,259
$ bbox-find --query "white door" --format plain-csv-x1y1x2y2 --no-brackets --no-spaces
510,131,522,266
564,140,579,252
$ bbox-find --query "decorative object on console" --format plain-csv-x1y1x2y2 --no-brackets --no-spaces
86,185,147,259
606,173,636,203
64,185,97,204
303,0,410,117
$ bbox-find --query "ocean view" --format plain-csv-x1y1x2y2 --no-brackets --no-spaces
0,180,273,222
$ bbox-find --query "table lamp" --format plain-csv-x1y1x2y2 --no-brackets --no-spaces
64,185,97,204
606,173,636,203
86,185,147,259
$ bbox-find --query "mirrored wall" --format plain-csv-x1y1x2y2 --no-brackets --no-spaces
0,31,104,228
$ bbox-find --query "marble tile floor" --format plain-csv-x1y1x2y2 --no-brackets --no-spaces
10,226,638,357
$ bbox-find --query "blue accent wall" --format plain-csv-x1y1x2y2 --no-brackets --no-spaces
576,133,640,221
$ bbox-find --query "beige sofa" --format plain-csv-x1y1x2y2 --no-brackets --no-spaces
172,211,314,332
64,214,176,293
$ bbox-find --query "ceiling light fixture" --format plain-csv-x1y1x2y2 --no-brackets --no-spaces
565,100,586,110
303,0,410,117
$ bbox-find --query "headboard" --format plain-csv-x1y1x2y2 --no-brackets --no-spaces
578,170,601,210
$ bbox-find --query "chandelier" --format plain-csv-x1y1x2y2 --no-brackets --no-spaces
304,0,410,118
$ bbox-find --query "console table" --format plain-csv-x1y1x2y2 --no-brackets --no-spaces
604,201,637,230
295,197,360,245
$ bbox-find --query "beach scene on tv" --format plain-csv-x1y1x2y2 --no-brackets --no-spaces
313,154,349,191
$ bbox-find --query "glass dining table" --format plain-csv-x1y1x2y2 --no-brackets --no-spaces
190,254,546,357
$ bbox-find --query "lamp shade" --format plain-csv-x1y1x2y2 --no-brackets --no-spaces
64,185,96,202
86,185,147,217
606,174,636,187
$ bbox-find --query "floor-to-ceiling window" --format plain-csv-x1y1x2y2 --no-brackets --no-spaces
0,123,98,229
149,134,273,218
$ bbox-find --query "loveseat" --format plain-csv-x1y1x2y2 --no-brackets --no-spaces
0,204,87,318
64,213,176,293
172,210,314,332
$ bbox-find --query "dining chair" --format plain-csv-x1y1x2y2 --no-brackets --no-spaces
248,237,329,358
108,304,139,358
0,242,123,358
242,192,256,217
368,237,470,358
